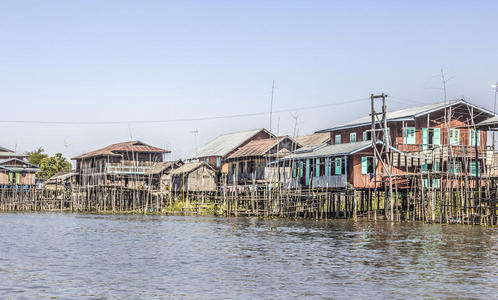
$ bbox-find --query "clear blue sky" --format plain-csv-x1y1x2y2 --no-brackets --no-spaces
1,0,497,160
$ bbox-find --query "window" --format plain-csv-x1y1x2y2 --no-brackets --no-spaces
449,161,460,174
363,131,372,141
450,129,460,145
470,161,480,176
403,127,416,144
433,161,440,172
335,134,341,144
361,157,374,174
350,132,356,143
470,129,480,146
216,157,221,167
422,128,441,150
315,158,320,177
319,159,325,176
421,160,428,173
205,158,209,164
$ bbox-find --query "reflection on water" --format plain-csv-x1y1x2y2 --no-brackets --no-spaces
0,213,496,299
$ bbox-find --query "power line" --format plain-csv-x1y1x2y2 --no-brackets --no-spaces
0,97,368,125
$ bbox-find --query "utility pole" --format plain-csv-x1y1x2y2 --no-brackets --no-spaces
371,93,393,221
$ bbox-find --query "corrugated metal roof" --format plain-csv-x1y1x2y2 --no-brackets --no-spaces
0,151,27,158
189,128,272,158
477,115,498,126
46,170,77,183
282,140,382,160
169,161,215,175
146,160,183,175
295,132,329,147
72,141,169,160
0,158,40,172
227,137,286,159
0,146,14,152
317,99,494,133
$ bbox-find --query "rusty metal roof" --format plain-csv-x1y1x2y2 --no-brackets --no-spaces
146,160,183,175
227,136,294,159
295,132,329,147
72,141,169,160
169,161,215,175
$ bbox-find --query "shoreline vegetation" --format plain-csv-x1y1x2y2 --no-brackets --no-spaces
1,188,496,226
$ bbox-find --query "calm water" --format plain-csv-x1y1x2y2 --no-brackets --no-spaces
0,214,496,299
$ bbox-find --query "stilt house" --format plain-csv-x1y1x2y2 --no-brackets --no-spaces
225,136,299,185
314,99,495,189
0,147,39,186
72,141,169,188
170,161,217,192
189,128,274,171
146,160,184,191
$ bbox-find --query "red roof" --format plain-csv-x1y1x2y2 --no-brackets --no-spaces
72,141,169,160
227,137,288,159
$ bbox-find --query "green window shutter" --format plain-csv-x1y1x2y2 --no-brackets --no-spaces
292,162,296,178
432,178,440,188
335,158,342,175
361,157,368,174
422,178,428,188
421,160,428,173
404,127,415,144
299,161,303,178
471,130,480,146
449,162,460,174
470,161,480,176
422,128,428,150
450,129,460,145
8,172,13,183
216,157,221,167
433,161,440,171
324,158,328,176
315,158,320,177
363,131,367,141
433,128,441,146
305,159,310,185
15,173,20,184
205,158,209,164
335,135,341,144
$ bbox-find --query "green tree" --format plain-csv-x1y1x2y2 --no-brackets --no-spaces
39,153,72,179
25,147,48,166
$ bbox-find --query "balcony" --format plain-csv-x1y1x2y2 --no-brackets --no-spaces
105,162,151,175
286,175,347,189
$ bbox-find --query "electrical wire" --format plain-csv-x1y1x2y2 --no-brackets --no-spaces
0,97,369,125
